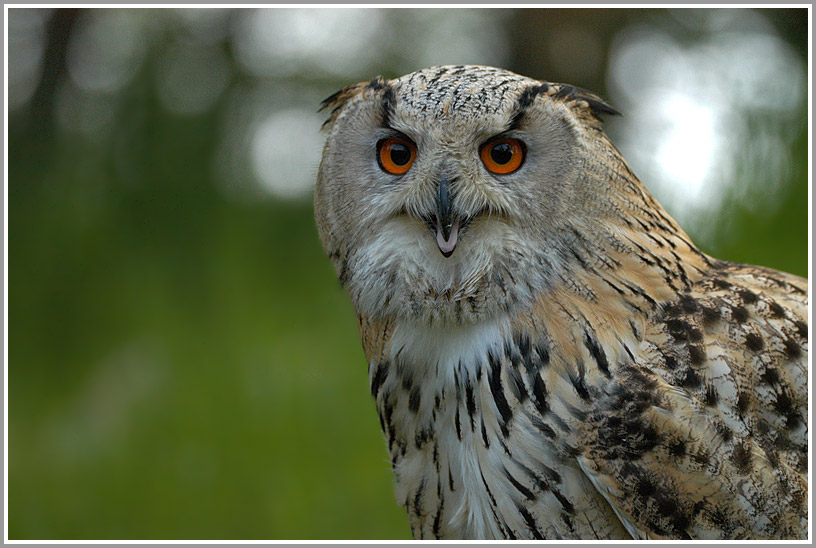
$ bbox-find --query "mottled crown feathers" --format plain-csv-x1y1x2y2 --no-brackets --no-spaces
319,66,620,130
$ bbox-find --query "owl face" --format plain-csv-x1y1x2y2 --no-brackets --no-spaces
315,66,621,325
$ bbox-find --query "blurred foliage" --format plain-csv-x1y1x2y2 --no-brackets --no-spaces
7,7,807,540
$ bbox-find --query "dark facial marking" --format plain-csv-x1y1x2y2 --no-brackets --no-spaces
785,413,801,430
380,83,396,128
552,84,620,117
509,83,549,129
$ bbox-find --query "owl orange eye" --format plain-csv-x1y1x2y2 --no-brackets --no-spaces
480,138,525,174
378,138,416,175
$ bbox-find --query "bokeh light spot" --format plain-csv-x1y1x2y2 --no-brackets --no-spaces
7,8,49,111
67,10,148,94
606,9,805,243
233,8,384,79
251,109,325,200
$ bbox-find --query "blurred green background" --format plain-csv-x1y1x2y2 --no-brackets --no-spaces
7,7,808,540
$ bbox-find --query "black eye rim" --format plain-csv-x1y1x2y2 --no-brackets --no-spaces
480,136,527,175
376,134,417,175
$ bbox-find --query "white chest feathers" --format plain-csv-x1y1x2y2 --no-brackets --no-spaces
371,317,506,538
370,316,605,539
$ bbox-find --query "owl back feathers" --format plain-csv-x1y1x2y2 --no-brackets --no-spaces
577,261,808,539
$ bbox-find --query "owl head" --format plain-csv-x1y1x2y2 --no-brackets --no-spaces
315,65,647,325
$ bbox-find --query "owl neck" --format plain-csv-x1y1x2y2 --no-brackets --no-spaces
357,182,716,416
360,214,716,439
538,217,714,317
360,214,715,408
357,203,715,367
548,132,717,312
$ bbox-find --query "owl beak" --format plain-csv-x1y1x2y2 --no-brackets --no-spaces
435,178,459,258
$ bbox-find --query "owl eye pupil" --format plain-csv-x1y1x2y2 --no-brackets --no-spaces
390,144,412,166
480,138,524,174
490,143,513,165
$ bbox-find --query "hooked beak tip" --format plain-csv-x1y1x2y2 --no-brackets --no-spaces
435,217,460,258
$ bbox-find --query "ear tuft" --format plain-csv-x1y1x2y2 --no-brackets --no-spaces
552,84,621,120
319,82,369,130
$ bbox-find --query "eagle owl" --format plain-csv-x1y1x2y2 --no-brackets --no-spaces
313,65,808,540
